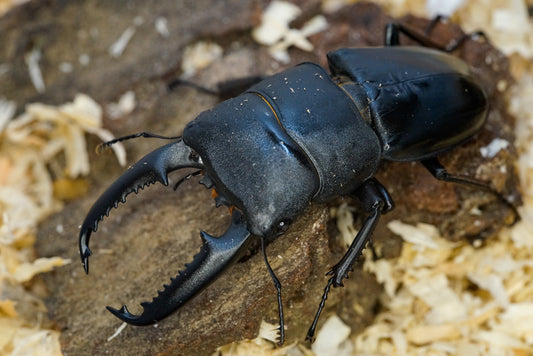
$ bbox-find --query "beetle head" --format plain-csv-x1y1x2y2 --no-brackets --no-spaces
195,153,316,239
182,95,319,240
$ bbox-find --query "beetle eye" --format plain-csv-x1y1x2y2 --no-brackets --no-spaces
188,150,202,163
276,219,291,234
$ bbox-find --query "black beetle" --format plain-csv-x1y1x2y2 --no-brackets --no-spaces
79,20,518,344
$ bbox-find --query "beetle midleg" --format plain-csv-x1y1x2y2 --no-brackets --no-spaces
332,178,394,285
421,157,519,224
306,178,394,342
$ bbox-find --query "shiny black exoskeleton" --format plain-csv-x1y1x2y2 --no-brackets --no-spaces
78,21,517,344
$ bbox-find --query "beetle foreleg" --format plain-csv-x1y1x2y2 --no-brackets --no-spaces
261,237,285,345
306,178,394,342
79,139,203,273
106,210,252,325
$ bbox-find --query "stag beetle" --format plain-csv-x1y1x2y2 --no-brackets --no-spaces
79,20,518,344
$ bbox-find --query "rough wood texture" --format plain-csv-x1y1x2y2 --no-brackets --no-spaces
2,1,516,355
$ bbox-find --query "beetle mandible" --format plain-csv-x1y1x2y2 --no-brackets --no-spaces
78,20,518,344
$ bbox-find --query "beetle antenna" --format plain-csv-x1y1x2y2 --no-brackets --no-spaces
97,132,182,153
167,78,219,96
261,238,285,346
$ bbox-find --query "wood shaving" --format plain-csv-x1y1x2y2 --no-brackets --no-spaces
253,1,328,63
106,91,136,119
109,26,136,58
181,41,224,78
155,16,170,37
0,93,125,355
312,315,353,356
24,48,45,93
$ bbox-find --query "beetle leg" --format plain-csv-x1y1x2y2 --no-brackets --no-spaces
306,178,394,342
79,139,203,273
384,22,443,48
167,75,266,100
385,21,488,52
421,157,519,224
422,15,488,52
107,210,252,325
261,237,285,345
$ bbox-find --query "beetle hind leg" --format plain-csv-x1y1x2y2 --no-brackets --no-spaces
79,139,203,273
384,20,488,52
421,157,520,224
306,178,394,342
